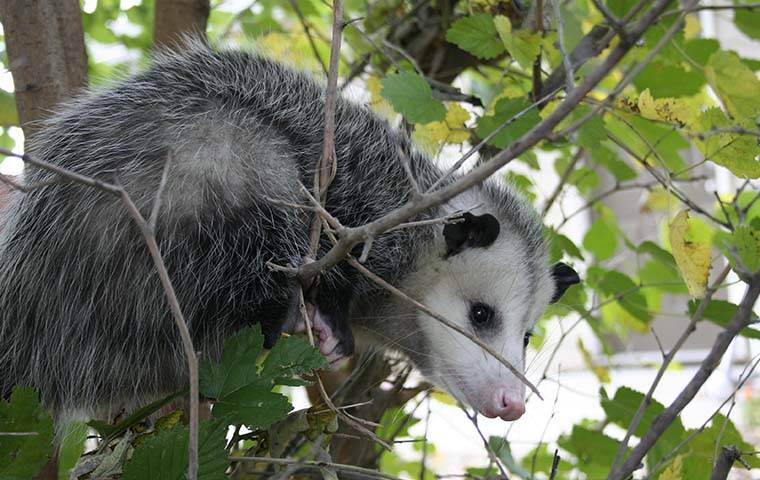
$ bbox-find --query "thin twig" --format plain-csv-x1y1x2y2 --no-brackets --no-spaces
229,456,403,480
0,147,199,480
541,148,584,217
0,173,59,192
554,0,693,140
608,264,731,474
288,0,329,77
646,354,760,478
549,449,561,480
149,152,172,232
308,0,344,255
298,0,679,287
610,271,760,480
345,255,542,399
591,0,628,41
118,188,200,480
428,85,563,193
553,0,575,91
463,409,509,478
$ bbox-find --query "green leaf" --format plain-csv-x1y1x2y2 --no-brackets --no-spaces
605,114,690,173
687,299,760,339
494,16,541,70
639,260,687,295
0,91,18,126
0,387,54,480
696,108,760,178
261,334,328,386
200,327,288,428
446,14,505,60
576,111,607,149
122,420,229,480
200,326,325,428
633,61,704,97
558,425,620,478
488,437,532,478
681,414,760,477
380,72,446,124
475,97,541,149
583,218,618,261
705,51,760,123
578,338,611,383
547,227,584,264
601,386,685,470
503,172,535,204
88,389,186,443
588,269,651,323
591,144,637,181
682,38,720,66
730,225,760,273
57,422,88,480
735,7,760,40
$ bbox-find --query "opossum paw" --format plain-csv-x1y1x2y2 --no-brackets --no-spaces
295,309,349,370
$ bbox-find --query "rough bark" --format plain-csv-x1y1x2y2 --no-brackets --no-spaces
0,0,88,141
154,0,210,50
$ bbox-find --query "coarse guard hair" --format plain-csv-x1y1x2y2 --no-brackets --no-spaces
0,39,560,421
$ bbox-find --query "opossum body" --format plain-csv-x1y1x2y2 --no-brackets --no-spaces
0,42,578,421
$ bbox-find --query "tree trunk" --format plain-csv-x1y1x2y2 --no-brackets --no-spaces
0,0,88,141
154,0,210,50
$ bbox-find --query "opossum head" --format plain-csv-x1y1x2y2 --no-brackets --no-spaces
371,184,579,421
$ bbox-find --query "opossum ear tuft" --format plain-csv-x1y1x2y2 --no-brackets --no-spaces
550,262,580,303
443,212,500,257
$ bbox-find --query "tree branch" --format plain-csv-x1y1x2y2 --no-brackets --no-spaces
609,272,760,480
0,0,88,140
710,445,743,480
154,0,210,50
229,456,403,480
609,264,731,474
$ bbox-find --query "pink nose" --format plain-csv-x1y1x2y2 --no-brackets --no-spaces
482,388,525,421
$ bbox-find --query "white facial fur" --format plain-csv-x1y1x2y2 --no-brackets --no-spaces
408,191,555,421
352,186,555,421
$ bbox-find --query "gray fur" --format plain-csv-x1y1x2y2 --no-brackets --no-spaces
0,40,550,417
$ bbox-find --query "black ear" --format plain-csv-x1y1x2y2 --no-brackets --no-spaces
442,212,500,257
550,262,580,303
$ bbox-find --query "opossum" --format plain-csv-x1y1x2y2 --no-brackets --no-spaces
0,41,579,423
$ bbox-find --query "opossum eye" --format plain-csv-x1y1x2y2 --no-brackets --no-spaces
469,303,495,329
523,332,534,348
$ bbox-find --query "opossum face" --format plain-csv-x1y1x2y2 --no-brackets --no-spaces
411,212,578,421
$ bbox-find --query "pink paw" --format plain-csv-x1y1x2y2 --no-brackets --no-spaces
295,309,347,370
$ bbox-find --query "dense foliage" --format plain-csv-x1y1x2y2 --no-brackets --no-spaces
1,0,759,479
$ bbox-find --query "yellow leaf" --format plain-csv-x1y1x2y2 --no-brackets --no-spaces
366,75,396,119
640,188,678,213
412,121,448,154
659,455,684,480
669,210,712,298
412,104,471,151
444,104,471,143
431,389,458,406
578,338,610,384
684,14,700,39
637,89,697,128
